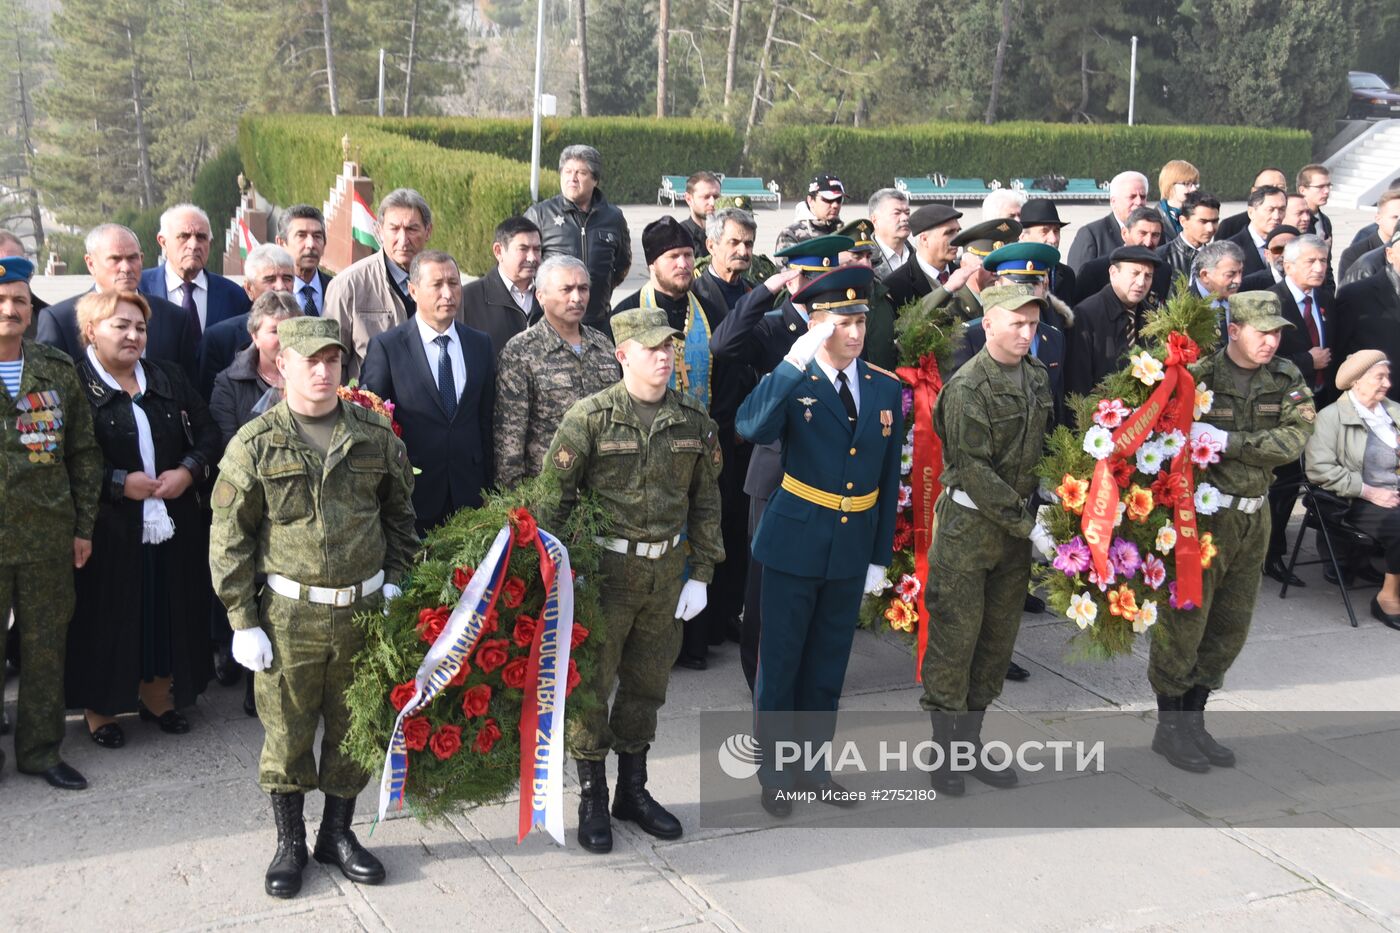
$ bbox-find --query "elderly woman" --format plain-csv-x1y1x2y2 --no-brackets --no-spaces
1305,350,1400,629
210,291,302,446
1156,160,1200,237
67,290,221,747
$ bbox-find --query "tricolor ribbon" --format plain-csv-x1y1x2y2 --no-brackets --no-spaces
895,353,943,682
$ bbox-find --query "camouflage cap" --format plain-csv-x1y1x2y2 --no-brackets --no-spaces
277,315,349,356
1229,291,1293,332
980,283,1047,314
611,308,683,349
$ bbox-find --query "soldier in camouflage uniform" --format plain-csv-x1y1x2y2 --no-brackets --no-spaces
775,174,846,256
494,255,620,490
1150,291,1314,772
919,285,1053,797
544,307,724,854
0,256,101,790
210,317,417,898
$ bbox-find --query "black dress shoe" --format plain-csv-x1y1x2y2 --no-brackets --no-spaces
138,704,190,734
1371,596,1400,631
1023,593,1046,614
760,788,792,818
88,722,126,749
1264,557,1305,587
1005,661,1030,682
212,645,241,687
23,761,88,790
674,654,707,671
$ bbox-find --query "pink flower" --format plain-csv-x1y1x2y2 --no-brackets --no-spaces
1092,398,1131,430
895,574,921,601
1168,580,1198,611
1190,434,1223,468
1053,536,1092,576
1108,538,1142,579
1141,553,1166,590
1088,564,1117,591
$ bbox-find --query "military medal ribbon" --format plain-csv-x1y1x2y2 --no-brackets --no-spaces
894,353,943,682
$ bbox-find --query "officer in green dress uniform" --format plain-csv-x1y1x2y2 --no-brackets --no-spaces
0,256,102,790
920,217,1025,322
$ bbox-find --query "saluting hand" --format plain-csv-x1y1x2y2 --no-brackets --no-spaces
783,320,836,371
764,266,802,295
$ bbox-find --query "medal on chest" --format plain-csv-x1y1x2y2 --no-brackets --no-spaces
798,396,816,422
14,390,64,463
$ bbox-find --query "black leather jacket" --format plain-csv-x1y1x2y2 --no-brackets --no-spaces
525,188,631,330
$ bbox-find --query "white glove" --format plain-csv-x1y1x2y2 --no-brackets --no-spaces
782,320,836,370
381,583,402,616
864,564,890,596
675,579,708,621
1190,421,1229,452
1029,522,1056,562
232,627,273,672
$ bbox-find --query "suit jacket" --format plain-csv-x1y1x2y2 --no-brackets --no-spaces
197,313,251,400
1073,254,1171,307
21,292,47,341
1066,283,1146,399
1241,267,1281,292
1047,261,1077,309
1332,271,1400,402
359,319,495,530
882,258,937,310
459,268,537,359
35,289,198,385
954,317,1068,426
1228,227,1270,277
735,358,902,579
1216,211,1250,242
293,269,335,315
323,251,417,383
1270,281,1334,405
139,266,250,334
1066,212,1124,271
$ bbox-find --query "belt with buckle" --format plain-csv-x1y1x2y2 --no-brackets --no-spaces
594,534,682,560
781,474,879,513
265,569,385,607
1218,493,1266,514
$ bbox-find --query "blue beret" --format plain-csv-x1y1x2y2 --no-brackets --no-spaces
0,255,35,284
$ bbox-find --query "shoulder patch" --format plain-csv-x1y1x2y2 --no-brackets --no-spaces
211,478,238,509
552,446,578,470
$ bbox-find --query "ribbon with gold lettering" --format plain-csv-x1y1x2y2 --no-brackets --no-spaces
895,353,943,682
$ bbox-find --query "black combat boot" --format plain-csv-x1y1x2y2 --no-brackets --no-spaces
576,759,613,853
612,748,683,839
1151,694,1211,773
928,712,965,797
959,710,1019,788
313,795,385,885
1181,685,1235,767
265,792,309,898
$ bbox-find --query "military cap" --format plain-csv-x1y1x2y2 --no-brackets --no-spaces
808,174,845,200
1108,245,1159,267
277,316,349,356
775,234,855,272
1265,224,1301,247
611,307,684,349
951,218,1022,258
1019,199,1070,228
908,204,963,237
1229,291,1293,332
792,266,875,315
836,219,876,253
984,241,1060,278
980,283,1047,315
642,215,695,265
0,255,35,284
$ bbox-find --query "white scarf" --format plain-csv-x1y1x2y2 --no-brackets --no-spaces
1350,389,1399,451
86,347,175,545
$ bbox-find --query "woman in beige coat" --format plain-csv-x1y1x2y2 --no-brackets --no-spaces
1305,350,1400,628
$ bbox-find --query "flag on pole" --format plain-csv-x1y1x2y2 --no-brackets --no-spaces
237,215,260,258
352,192,381,249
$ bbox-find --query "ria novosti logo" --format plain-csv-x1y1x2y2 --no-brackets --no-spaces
717,732,762,780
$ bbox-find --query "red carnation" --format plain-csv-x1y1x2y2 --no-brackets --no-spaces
474,638,509,673
511,508,538,546
1152,471,1188,508
452,566,474,591
473,718,503,754
390,680,418,711
1157,397,1182,434
501,657,529,689
429,724,462,760
570,623,590,649
565,658,581,697
461,683,492,718
512,614,539,648
447,659,472,687
403,716,431,752
416,606,451,645
501,576,527,609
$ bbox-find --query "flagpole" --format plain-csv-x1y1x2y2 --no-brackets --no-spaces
530,0,546,202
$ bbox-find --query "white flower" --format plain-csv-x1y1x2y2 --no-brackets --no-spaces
1134,440,1167,476
1114,501,1127,528
1158,430,1187,458
1194,383,1214,419
1193,482,1222,516
900,445,913,476
1083,425,1114,460
1155,525,1177,554
1133,600,1159,633
1131,352,1165,386
1068,591,1098,630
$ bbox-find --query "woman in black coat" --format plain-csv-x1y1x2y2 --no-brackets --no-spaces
209,291,302,446
67,291,220,748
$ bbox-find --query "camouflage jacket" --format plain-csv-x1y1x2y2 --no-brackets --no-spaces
494,320,620,490
1192,349,1314,498
934,347,1053,537
209,399,418,630
544,380,725,582
774,217,842,257
0,340,102,563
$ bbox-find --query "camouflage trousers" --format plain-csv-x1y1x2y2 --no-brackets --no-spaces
570,548,684,761
0,560,75,772
1148,508,1266,696
919,496,1030,713
254,587,379,797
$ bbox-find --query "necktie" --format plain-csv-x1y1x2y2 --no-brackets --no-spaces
1303,295,1324,388
301,284,318,316
937,267,950,285
180,281,201,337
837,371,857,424
434,334,457,419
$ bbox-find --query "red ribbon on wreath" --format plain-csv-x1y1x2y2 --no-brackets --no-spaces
1080,333,1203,609
895,353,943,682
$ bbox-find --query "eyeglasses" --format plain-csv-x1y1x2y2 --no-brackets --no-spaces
1302,182,1332,190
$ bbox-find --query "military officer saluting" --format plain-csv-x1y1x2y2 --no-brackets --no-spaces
209,317,417,898
0,256,102,790
735,265,902,817
921,217,1025,321
545,307,724,854
920,284,1054,796
1151,292,1313,772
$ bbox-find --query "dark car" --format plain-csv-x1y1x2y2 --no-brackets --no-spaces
1347,71,1400,119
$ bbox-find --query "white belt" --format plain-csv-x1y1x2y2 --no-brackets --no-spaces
265,569,385,607
949,489,978,511
594,534,682,560
1219,493,1266,514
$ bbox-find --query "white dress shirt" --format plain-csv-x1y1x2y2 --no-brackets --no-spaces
297,274,324,315
416,317,466,401
498,267,534,315
815,356,860,414
164,265,209,329
876,238,909,273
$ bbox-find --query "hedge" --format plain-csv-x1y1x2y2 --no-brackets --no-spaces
747,122,1313,202
238,115,545,275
